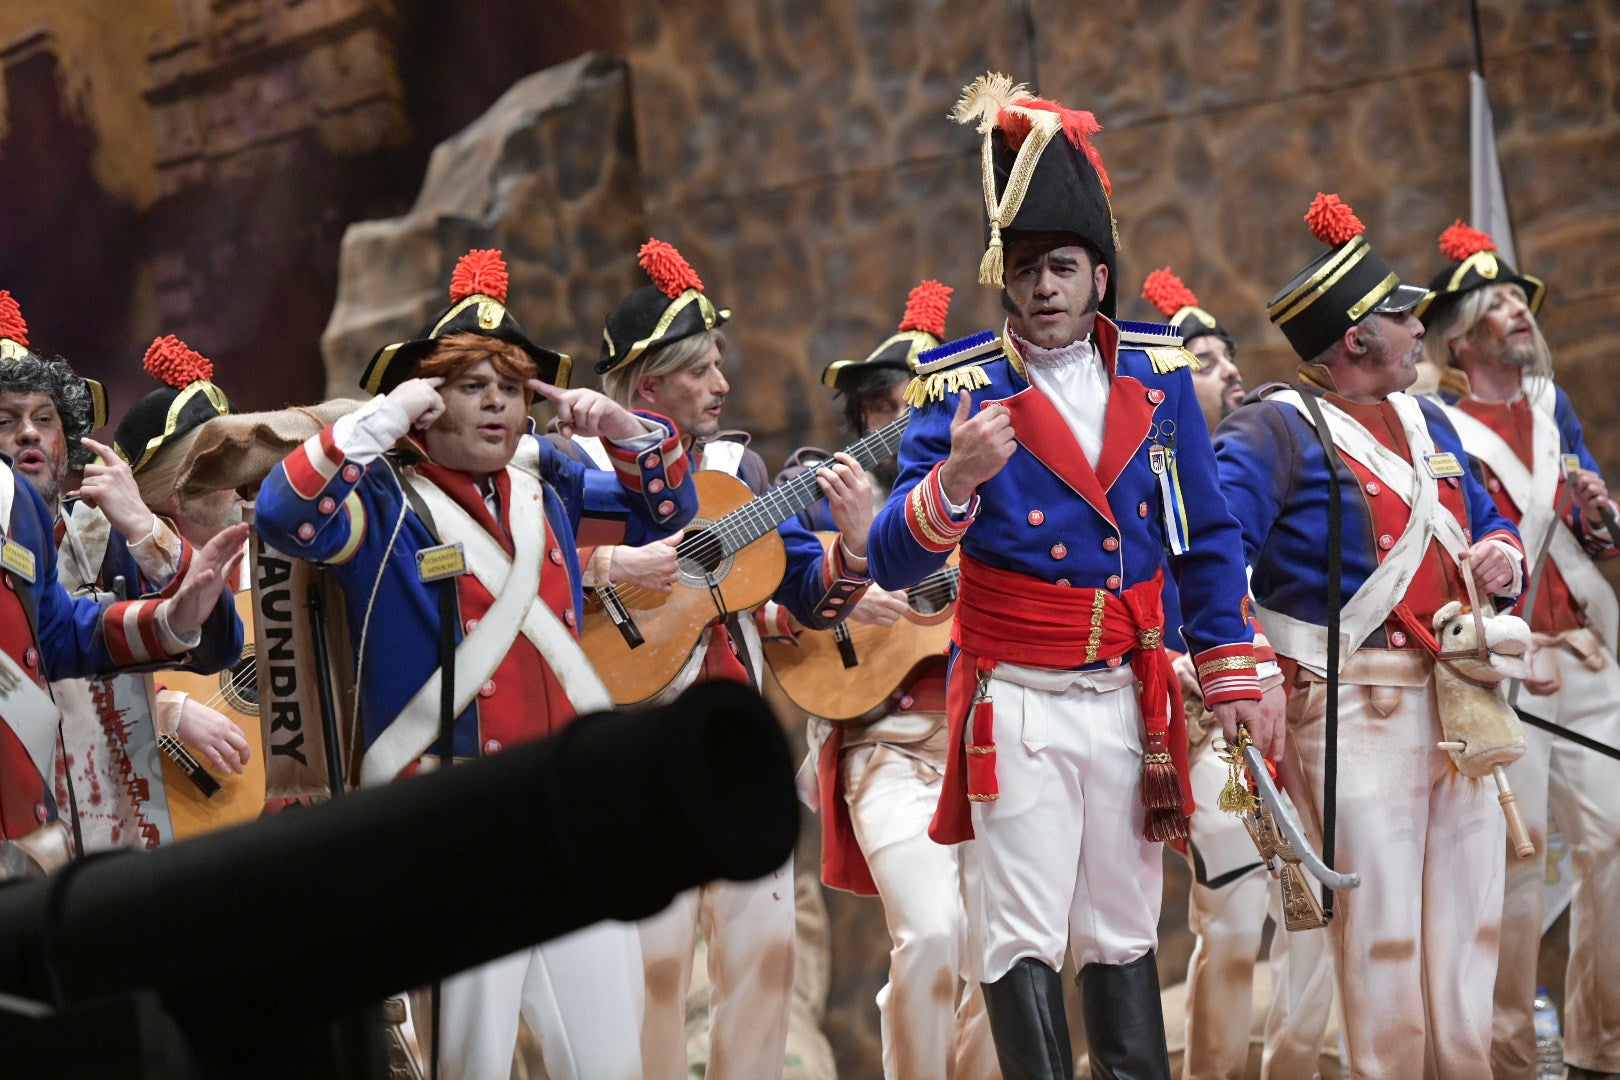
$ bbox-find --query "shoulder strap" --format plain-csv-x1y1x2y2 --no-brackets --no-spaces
1290,386,1342,923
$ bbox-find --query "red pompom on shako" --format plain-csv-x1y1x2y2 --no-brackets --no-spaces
638,239,705,299
142,334,214,389
1141,268,1199,318
449,249,510,305
1437,220,1497,263
898,280,952,339
1304,193,1365,247
0,290,28,346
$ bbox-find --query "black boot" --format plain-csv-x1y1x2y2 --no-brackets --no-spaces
980,957,1075,1080
1077,952,1172,1080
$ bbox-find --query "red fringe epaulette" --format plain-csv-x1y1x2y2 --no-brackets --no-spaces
1141,268,1199,317
1438,220,1497,262
899,280,952,338
143,335,213,388
450,249,510,305
638,238,705,299
0,291,28,345
1305,193,1365,247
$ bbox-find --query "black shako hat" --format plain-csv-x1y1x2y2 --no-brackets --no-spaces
0,289,108,432
115,335,235,473
597,239,730,376
952,73,1120,319
1267,193,1427,361
1141,267,1231,349
1414,220,1546,324
822,280,953,391
359,249,571,396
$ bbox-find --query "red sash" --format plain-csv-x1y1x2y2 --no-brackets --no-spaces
929,555,1192,845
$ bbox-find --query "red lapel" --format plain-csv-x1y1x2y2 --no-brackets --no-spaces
999,385,1118,528
1093,374,1157,491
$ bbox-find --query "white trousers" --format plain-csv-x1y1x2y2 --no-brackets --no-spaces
845,741,999,1080
1495,647,1620,1076
436,919,644,1080
1181,742,1336,1080
638,861,795,1080
966,666,1162,983
1284,674,1503,1079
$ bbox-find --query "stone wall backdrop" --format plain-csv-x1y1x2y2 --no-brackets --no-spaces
2,2,1618,1077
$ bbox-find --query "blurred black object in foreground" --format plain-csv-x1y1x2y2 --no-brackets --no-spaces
0,680,796,1079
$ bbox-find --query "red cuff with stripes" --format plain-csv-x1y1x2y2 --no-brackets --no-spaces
1192,643,1260,705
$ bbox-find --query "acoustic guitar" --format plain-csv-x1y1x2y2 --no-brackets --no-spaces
155,587,267,838
580,413,911,705
765,535,959,721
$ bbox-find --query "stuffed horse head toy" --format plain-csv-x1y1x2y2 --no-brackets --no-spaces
1431,601,1531,778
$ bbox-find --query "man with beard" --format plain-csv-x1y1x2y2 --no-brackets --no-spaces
1141,268,1335,1079
560,238,875,1080
0,291,246,860
257,249,695,1080
1416,221,1620,1080
1213,195,1526,1074
867,76,1273,1079
788,280,996,1080
0,301,245,853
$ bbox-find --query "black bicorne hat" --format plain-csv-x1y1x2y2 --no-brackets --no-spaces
0,289,107,432
953,74,1119,318
1141,267,1231,349
359,249,571,396
598,239,730,376
1266,193,1427,361
115,336,236,473
822,280,953,391
1413,220,1546,324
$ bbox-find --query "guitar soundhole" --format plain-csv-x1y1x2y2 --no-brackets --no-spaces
219,643,259,716
676,526,733,586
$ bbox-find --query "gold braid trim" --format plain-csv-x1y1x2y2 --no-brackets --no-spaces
977,110,1061,288
907,484,962,548
1145,346,1198,374
1084,589,1107,664
1197,655,1258,678
904,364,992,408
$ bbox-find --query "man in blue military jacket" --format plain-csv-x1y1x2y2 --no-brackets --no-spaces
1213,195,1525,1076
866,74,1273,1080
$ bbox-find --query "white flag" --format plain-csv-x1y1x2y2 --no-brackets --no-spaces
1469,70,1517,267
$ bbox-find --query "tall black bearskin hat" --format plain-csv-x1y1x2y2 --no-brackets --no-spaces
821,280,954,391
1266,193,1427,361
951,74,1119,318
1413,220,1545,324
114,335,236,474
359,249,571,396
1141,268,1231,349
0,290,109,454
597,239,731,376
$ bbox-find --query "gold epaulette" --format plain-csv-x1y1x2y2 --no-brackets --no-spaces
1117,319,1202,375
903,330,1003,407
1144,345,1200,374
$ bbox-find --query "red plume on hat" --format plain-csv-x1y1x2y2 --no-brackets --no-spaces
143,334,214,389
898,280,952,338
995,98,1112,197
1437,220,1497,262
0,291,28,346
450,249,510,304
1305,193,1365,247
1142,268,1199,318
638,239,705,299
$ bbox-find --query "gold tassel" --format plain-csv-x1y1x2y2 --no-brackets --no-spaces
979,223,1005,288
1215,731,1260,814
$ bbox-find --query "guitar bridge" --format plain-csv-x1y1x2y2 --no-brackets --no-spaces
158,734,222,798
598,586,645,649
832,624,860,669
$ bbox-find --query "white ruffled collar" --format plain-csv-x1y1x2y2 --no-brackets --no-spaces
1009,329,1096,371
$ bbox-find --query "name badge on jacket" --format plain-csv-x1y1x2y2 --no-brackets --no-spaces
1424,452,1464,479
1,539,36,584
416,542,467,583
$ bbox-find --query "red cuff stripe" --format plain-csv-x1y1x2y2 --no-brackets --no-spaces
1192,643,1260,704
105,600,164,665
285,428,345,500
904,464,971,553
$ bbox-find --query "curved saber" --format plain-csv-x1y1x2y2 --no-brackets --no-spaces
1244,744,1361,892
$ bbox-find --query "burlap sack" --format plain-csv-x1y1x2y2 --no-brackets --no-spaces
179,399,365,496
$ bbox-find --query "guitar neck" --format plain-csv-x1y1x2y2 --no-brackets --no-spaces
684,413,911,561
